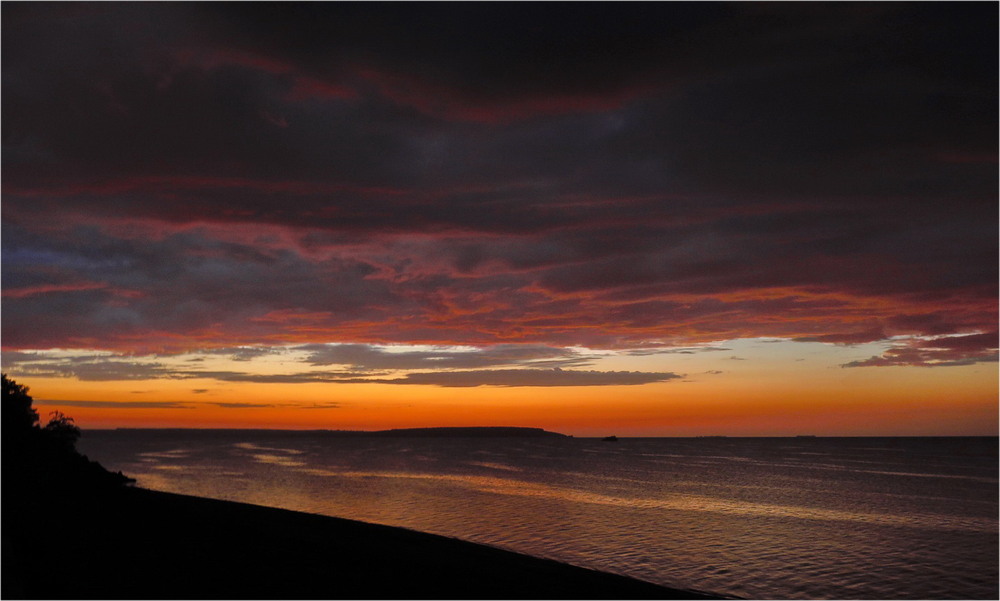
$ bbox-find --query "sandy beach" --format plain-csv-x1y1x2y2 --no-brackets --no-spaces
3,484,724,599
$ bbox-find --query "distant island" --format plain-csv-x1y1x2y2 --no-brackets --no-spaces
370,426,569,438
110,426,571,438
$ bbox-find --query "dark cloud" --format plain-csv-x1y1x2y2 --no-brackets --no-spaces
793,328,887,345
34,399,193,409
32,398,338,410
842,332,999,368
1,351,369,383
381,369,682,388
294,403,342,410
1,350,50,364
2,3,996,354
192,370,373,384
918,331,998,352
13,360,181,382
1,224,395,351
197,347,286,361
3,348,679,388
295,343,593,370
625,346,731,356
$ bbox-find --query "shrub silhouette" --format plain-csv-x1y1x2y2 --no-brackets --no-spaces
43,410,82,451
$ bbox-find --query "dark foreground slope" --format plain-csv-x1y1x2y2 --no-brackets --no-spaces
4,485,724,600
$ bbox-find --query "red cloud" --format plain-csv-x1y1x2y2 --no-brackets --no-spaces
360,68,650,124
2,282,109,299
3,4,995,358
170,48,358,105
191,48,297,75
4,176,402,198
251,310,335,324
286,76,357,102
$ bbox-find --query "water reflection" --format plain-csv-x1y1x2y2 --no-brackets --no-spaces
79,434,998,600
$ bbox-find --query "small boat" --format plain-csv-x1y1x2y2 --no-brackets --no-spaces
601,435,618,442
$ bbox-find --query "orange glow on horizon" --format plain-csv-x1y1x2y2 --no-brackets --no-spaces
25,357,998,437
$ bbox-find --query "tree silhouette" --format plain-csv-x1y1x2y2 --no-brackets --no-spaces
2,373,39,432
2,373,44,481
2,373,133,490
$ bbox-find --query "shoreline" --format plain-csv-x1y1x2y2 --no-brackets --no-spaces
4,484,727,599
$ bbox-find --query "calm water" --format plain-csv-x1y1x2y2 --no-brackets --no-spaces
78,432,998,599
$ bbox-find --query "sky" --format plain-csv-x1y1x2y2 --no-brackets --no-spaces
2,2,997,436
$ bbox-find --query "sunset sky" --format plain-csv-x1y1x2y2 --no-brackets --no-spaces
2,3,997,436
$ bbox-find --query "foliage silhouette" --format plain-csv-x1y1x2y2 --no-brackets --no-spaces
43,410,82,451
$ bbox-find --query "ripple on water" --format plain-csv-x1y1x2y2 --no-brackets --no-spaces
77,434,999,600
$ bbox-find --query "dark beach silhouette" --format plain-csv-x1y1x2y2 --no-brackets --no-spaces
2,375,726,599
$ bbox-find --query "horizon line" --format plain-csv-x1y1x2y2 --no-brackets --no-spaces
83,427,998,438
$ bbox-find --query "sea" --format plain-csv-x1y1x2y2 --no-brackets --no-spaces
77,431,998,600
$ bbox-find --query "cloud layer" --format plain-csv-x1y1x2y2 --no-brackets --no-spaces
3,3,996,368
2,345,679,388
